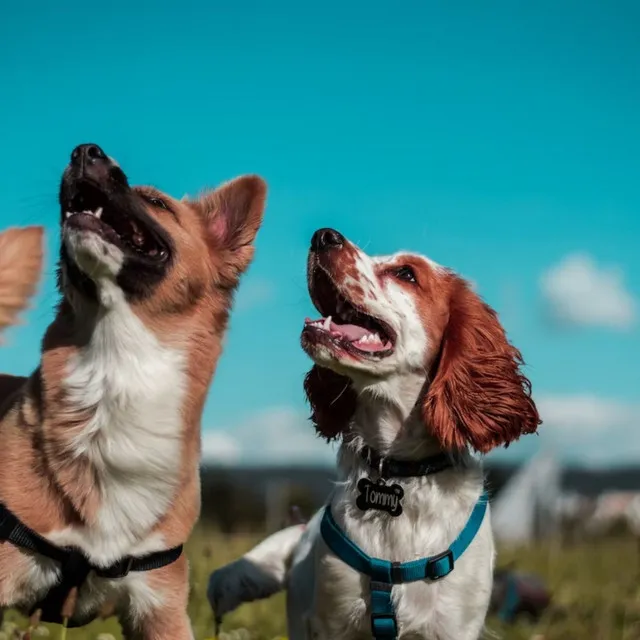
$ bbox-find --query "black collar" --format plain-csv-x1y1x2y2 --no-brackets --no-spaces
360,445,453,479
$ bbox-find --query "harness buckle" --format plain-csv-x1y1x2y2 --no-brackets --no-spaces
99,556,134,580
369,581,397,639
390,562,403,583
425,549,454,581
370,612,398,639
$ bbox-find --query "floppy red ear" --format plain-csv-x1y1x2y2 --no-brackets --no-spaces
423,278,541,454
196,175,267,285
304,365,357,441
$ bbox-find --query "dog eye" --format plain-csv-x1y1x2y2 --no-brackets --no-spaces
393,266,417,283
148,197,168,210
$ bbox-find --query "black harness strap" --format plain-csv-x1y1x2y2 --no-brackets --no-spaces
0,504,183,626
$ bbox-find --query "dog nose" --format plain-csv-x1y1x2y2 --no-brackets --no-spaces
69,143,114,185
311,228,344,251
70,144,108,166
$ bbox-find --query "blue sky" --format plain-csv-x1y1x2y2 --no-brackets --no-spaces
1,0,639,467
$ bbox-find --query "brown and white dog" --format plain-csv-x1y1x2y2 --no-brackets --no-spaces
208,228,540,640
0,144,266,638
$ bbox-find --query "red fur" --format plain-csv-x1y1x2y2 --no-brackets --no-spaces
304,365,357,441
302,247,540,453
423,277,541,453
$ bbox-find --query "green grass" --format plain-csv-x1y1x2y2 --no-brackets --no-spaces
3,531,639,639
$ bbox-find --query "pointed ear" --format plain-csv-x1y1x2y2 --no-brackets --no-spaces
304,365,357,442
195,175,267,284
423,278,541,454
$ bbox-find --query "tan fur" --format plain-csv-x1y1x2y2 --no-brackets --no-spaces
120,555,192,640
0,173,266,637
0,226,44,339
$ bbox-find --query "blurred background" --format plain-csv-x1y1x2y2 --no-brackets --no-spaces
1,1,639,638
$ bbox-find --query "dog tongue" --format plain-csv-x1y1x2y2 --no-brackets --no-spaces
304,316,379,342
329,319,370,341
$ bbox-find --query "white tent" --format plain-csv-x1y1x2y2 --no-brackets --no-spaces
491,450,561,545
586,491,640,536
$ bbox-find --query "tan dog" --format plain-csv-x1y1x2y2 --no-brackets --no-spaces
0,144,266,639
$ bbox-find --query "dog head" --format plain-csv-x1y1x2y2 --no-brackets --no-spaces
301,228,540,453
58,143,266,318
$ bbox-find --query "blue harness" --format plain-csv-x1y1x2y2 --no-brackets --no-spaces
320,490,489,639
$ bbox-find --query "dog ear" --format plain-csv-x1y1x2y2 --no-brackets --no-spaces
195,176,267,285
304,365,357,441
0,226,44,341
423,278,541,454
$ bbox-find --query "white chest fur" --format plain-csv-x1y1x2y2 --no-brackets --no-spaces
310,457,495,640
52,286,187,565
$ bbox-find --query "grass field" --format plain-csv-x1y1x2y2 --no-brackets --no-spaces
3,530,640,640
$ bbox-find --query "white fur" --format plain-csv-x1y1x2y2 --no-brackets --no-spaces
21,234,188,622
64,227,125,281
312,247,434,380
59,281,186,561
208,241,495,639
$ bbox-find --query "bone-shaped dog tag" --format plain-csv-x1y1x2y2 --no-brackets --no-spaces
356,477,404,517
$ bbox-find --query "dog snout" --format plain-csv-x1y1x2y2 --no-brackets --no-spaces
311,228,344,252
69,143,114,185
71,143,107,165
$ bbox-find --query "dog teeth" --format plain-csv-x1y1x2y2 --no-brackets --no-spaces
65,208,103,220
356,333,381,344
307,318,332,330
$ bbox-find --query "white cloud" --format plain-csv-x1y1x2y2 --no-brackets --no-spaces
234,277,274,311
201,406,338,466
540,253,636,330
537,395,636,433
201,431,242,465
535,393,640,466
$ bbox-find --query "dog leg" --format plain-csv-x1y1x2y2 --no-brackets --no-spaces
121,609,194,640
120,556,193,640
207,524,306,619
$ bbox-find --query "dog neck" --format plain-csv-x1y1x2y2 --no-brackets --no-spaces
331,371,484,558
345,371,445,459
35,281,192,548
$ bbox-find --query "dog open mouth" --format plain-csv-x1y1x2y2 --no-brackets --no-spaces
303,266,395,358
63,183,169,262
